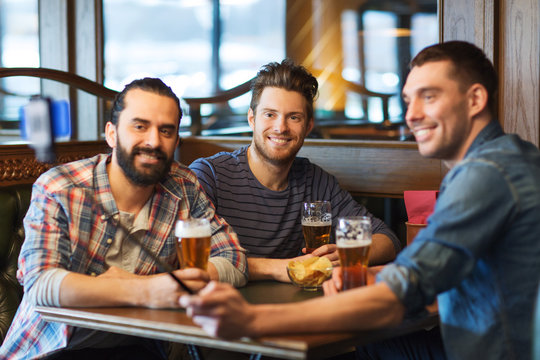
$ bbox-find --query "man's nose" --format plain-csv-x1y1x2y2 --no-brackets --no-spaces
144,127,161,148
273,116,288,133
405,99,423,125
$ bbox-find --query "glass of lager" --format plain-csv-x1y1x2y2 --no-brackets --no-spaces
336,216,372,290
302,201,332,253
175,218,212,270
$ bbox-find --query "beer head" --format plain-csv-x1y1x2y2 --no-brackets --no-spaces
175,218,212,238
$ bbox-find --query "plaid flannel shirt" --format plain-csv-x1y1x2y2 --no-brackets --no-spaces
0,154,247,359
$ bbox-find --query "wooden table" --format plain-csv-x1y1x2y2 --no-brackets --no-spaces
36,281,438,360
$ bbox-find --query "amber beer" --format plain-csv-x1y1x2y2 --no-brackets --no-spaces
336,216,372,290
302,201,332,253
302,221,332,253
337,240,371,290
175,219,212,270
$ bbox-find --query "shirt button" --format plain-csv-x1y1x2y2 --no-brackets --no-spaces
107,238,113,244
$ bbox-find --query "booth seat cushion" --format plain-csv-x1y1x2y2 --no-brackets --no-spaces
0,185,32,342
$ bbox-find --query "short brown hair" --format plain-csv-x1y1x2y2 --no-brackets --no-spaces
250,59,318,120
411,41,498,115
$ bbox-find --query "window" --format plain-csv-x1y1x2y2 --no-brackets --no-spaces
0,0,39,133
103,0,285,133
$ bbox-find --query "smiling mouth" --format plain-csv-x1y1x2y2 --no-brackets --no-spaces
413,126,435,142
268,137,290,145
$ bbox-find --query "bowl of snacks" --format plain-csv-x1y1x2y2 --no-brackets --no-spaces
287,256,333,291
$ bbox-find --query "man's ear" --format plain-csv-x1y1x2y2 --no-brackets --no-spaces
247,108,255,130
468,83,489,118
105,121,117,149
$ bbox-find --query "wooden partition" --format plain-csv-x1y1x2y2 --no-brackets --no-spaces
179,137,445,198
0,141,109,187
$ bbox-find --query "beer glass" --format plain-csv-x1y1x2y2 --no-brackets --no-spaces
302,201,332,253
336,216,372,290
175,218,212,270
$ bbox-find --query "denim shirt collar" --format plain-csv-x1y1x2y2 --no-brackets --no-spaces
464,121,505,159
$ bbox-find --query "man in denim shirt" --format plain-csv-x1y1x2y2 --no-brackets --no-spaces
180,41,540,360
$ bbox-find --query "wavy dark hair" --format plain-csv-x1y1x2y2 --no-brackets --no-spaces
250,59,318,120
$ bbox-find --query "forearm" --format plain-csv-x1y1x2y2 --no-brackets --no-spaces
247,257,290,282
369,234,397,265
249,283,404,337
58,269,192,308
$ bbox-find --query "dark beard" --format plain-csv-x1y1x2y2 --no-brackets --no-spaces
116,139,173,186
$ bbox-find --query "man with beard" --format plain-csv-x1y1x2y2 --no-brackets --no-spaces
190,60,400,282
0,78,247,360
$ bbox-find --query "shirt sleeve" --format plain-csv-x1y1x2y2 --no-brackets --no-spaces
18,177,72,293
377,161,516,314
208,257,247,287
26,268,70,306
189,158,218,207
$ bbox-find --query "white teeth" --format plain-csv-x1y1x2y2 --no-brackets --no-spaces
270,138,288,144
140,153,157,159
415,129,430,137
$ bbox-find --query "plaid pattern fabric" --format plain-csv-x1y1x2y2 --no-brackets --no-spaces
0,154,246,359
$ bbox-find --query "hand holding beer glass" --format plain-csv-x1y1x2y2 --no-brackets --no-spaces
175,218,212,270
336,216,371,290
302,201,332,253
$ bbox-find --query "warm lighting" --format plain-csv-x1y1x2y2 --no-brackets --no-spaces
359,28,412,37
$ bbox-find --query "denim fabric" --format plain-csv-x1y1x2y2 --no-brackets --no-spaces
379,121,540,360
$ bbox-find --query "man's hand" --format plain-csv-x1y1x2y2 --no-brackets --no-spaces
322,265,384,296
305,244,339,267
180,281,255,339
60,267,211,309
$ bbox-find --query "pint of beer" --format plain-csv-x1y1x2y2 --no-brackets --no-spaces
336,216,372,290
302,201,332,253
175,218,212,270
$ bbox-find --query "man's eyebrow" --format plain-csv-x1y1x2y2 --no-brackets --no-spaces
402,86,441,98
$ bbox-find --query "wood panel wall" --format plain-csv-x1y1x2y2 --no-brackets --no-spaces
442,0,540,147
178,137,445,198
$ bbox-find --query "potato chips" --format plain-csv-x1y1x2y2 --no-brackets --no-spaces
287,256,333,288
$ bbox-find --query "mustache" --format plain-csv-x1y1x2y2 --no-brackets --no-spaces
132,146,167,160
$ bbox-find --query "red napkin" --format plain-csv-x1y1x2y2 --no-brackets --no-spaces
404,191,439,224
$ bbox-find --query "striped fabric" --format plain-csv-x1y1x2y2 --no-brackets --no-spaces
190,146,401,258
0,154,246,359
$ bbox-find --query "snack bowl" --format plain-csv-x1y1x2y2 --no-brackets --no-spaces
287,256,333,291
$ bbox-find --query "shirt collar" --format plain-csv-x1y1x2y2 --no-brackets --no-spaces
464,121,504,159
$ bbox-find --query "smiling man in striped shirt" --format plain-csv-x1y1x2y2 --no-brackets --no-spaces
190,60,399,283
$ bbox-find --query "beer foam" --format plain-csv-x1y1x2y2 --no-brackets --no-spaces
336,239,372,247
175,222,212,237
301,220,332,226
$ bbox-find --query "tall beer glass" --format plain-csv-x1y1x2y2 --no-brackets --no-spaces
336,216,371,290
302,201,332,253
175,218,212,270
